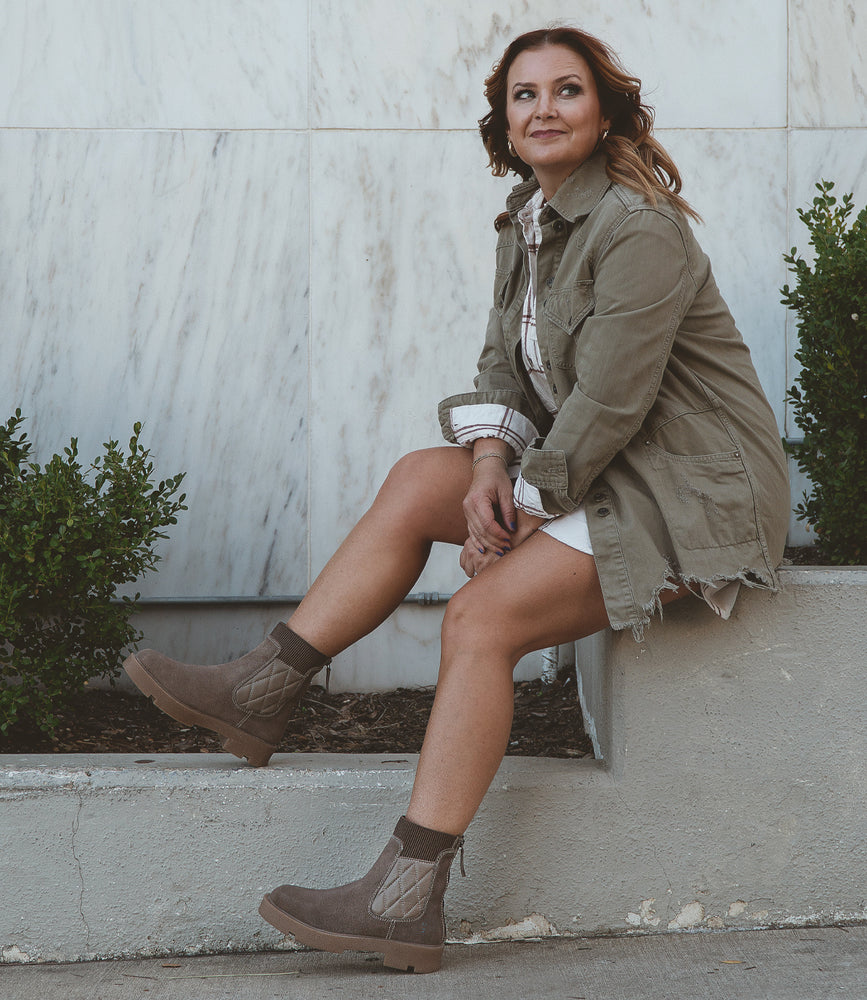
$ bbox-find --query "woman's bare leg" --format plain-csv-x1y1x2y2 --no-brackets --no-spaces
287,448,472,657
407,534,687,835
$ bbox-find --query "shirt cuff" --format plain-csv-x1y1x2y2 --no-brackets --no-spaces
448,404,539,456
513,474,553,518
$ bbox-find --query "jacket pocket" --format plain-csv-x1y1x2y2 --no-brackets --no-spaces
644,441,758,551
542,281,595,370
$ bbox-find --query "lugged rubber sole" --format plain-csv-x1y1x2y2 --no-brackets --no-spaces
258,893,444,974
122,653,275,767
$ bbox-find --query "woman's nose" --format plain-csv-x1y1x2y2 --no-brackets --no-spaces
535,91,556,118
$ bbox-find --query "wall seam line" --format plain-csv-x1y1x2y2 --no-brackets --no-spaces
306,0,314,590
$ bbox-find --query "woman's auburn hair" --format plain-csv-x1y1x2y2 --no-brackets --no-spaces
479,27,700,222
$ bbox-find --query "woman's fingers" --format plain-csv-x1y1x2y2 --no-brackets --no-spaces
462,470,514,550
496,480,517,534
460,537,504,577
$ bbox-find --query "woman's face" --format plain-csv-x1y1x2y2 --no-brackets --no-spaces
505,44,610,198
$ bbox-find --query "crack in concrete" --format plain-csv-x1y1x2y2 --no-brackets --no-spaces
71,790,91,955
608,775,676,918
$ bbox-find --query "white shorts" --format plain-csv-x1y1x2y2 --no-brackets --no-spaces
538,503,593,555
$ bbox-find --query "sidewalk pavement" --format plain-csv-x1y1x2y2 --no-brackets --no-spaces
1,926,863,1000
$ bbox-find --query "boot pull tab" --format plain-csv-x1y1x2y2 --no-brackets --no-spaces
325,664,331,693
458,839,466,877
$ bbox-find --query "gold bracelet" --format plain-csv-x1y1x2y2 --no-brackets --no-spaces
472,452,509,470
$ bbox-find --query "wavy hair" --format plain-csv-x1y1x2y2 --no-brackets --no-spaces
479,27,700,221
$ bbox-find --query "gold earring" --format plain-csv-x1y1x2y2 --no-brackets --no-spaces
599,128,609,143
507,138,516,157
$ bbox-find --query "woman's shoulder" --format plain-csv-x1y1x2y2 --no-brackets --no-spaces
607,181,698,237
581,182,699,260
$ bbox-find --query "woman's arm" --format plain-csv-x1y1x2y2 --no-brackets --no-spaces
462,438,516,555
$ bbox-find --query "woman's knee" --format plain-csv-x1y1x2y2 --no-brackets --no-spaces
369,451,434,522
440,586,521,665
380,449,435,494
373,448,470,542
386,446,469,481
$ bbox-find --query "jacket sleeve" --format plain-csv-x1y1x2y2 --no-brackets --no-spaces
439,224,543,446
437,303,541,448
521,208,698,514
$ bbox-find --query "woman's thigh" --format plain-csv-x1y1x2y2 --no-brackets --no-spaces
441,531,606,663
443,531,688,665
375,446,473,547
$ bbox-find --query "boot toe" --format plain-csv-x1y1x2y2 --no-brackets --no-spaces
131,648,180,676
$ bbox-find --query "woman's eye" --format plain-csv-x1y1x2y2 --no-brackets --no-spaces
560,84,582,96
513,88,534,101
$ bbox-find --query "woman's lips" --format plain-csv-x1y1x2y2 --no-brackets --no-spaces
530,129,565,138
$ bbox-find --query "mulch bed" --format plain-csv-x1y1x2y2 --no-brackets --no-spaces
1,548,818,759
0,668,592,759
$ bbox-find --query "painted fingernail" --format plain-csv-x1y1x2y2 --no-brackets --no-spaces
509,521,516,531
496,550,504,556
478,547,485,554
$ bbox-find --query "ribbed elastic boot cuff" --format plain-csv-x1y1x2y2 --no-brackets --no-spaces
394,816,463,861
269,622,331,673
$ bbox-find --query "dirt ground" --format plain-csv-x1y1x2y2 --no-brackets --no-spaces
0,668,592,759
0,548,818,760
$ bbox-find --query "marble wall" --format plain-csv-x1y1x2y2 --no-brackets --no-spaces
1,1,864,688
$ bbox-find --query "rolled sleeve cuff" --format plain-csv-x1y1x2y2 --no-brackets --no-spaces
520,440,580,515
446,403,539,457
513,475,552,518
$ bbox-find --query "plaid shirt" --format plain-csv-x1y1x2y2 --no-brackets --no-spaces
449,190,555,518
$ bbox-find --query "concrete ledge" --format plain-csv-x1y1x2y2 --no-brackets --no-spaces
1,753,599,962
3,567,867,962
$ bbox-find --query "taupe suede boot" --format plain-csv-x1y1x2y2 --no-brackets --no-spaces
258,816,465,973
122,623,330,766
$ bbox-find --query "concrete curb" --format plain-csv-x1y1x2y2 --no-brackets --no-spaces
3,568,866,963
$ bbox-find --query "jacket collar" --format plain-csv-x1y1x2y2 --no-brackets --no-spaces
505,152,612,224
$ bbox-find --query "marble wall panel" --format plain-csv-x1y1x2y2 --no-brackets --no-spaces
311,0,786,130
0,129,310,596
0,0,307,128
787,130,867,257
660,128,790,427
308,129,513,592
789,1,867,127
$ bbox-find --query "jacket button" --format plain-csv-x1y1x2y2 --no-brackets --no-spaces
552,385,558,393
546,360,552,370
597,507,610,517
553,220,565,233
545,276,554,288
593,492,607,503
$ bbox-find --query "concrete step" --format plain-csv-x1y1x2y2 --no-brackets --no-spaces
2,567,866,963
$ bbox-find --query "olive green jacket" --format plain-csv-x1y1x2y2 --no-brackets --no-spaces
439,153,789,636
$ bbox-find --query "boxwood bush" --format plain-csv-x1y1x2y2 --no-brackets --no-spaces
782,181,867,564
0,411,186,733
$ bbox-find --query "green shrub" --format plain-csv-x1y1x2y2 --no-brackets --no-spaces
781,181,867,564
0,411,186,733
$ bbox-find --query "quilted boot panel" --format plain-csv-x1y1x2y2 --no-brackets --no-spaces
370,857,437,921
233,659,312,717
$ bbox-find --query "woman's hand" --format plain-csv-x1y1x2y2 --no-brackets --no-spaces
462,449,516,556
459,508,551,578
459,536,502,578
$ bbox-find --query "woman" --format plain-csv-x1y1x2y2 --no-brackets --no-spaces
124,27,789,973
